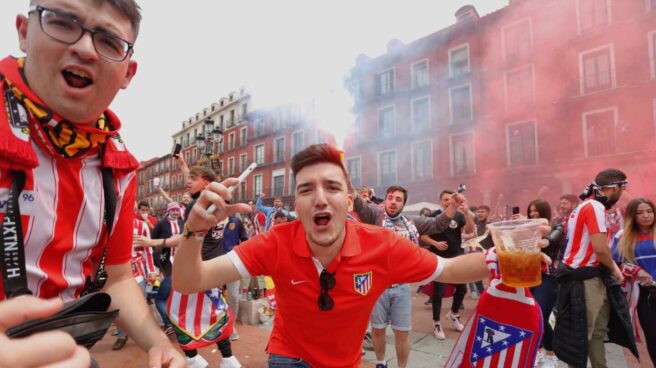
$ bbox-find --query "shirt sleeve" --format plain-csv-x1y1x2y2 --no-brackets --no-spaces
387,235,446,285
353,195,383,225
411,213,451,235
583,202,607,235
106,173,136,266
230,231,277,277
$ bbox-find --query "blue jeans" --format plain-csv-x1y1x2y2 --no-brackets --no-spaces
155,275,172,327
530,273,558,351
268,354,312,367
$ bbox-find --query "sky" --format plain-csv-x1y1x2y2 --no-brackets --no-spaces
1,0,508,161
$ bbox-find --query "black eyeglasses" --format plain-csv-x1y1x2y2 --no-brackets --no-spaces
28,5,134,62
318,270,336,311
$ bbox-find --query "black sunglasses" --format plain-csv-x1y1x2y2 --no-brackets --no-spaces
318,270,336,311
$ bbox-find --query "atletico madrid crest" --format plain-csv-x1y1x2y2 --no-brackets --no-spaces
353,272,372,296
471,316,533,365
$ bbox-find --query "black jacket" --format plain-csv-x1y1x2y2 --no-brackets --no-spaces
553,264,638,367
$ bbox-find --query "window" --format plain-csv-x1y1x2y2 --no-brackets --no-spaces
272,169,285,197
273,113,284,131
650,0,656,11
583,108,617,157
577,0,610,33
449,84,473,123
505,65,535,111
378,106,395,138
239,153,247,172
229,110,235,126
579,45,615,94
412,60,429,88
506,121,537,167
228,157,235,176
502,19,532,61
241,103,248,121
274,137,285,163
378,151,397,186
254,144,265,165
346,157,361,188
376,69,394,96
254,118,265,137
450,133,476,176
239,181,247,200
289,172,296,195
253,174,263,196
411,97,430,131
228,132,235,150
292,131,304,155
449,44,470,77
240,127,248,146
412,140,433,180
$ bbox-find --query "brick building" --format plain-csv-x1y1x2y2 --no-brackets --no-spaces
344,0,656,215
137,89,323,215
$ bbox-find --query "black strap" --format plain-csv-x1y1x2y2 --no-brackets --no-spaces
0,171,30,297
1,168,116,298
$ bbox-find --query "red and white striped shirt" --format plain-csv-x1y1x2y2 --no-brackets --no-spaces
131,218,157,282
0,143,136,301
562,199,608,269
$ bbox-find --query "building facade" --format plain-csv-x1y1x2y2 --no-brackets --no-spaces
344,0,656,214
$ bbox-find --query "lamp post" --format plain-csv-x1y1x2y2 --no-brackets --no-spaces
195,118,224,173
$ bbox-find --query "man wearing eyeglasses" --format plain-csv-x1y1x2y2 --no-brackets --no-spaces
0,1,184,367
174,144,499,368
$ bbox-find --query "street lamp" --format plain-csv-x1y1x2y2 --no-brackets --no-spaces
195,118,224,173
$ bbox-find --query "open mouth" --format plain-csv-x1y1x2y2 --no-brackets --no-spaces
313,213,332,226
62,68,93,88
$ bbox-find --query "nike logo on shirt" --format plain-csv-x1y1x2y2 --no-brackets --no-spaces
291,279,307,285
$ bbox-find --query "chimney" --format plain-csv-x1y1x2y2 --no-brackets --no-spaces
455,5,479,24
386,38,404,53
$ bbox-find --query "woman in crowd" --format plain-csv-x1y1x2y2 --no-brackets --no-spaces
526,199,565,368
612,198,656,366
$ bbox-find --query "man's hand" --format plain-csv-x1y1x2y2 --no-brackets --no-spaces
611,263,625,284
148,344,186,368
186,178,251,233
0,297,90,368
432,241,448,251
133,235,153,248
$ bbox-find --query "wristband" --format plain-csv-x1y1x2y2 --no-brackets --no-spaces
182,223,208,240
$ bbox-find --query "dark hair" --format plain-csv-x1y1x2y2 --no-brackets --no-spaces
477,205,491,212
96,0,142,39
559,194,579,204
527,199,552,221
595,168,627,187
419,207,431,216
274,210,287,220
386,185,408,205
291,144,350,190
189,167,217,183
137,200,149,209
440,190,455,200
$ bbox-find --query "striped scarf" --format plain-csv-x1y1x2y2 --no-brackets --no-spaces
6,58,111,158
382,213,419,245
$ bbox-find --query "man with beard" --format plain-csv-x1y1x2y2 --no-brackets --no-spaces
257,193,290,231
554,168,630,368
352,185,459,368
553,194,579,226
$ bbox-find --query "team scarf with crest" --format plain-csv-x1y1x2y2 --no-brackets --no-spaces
382,213,420,245
0,56,138,171
446,248,542,368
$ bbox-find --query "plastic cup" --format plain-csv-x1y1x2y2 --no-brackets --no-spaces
487,219,545,288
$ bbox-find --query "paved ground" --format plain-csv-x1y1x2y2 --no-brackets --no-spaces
92,284,649,367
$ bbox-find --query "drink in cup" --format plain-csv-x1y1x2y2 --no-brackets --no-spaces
487,219,544,288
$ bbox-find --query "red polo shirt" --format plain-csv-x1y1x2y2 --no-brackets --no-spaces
229,220,445,368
